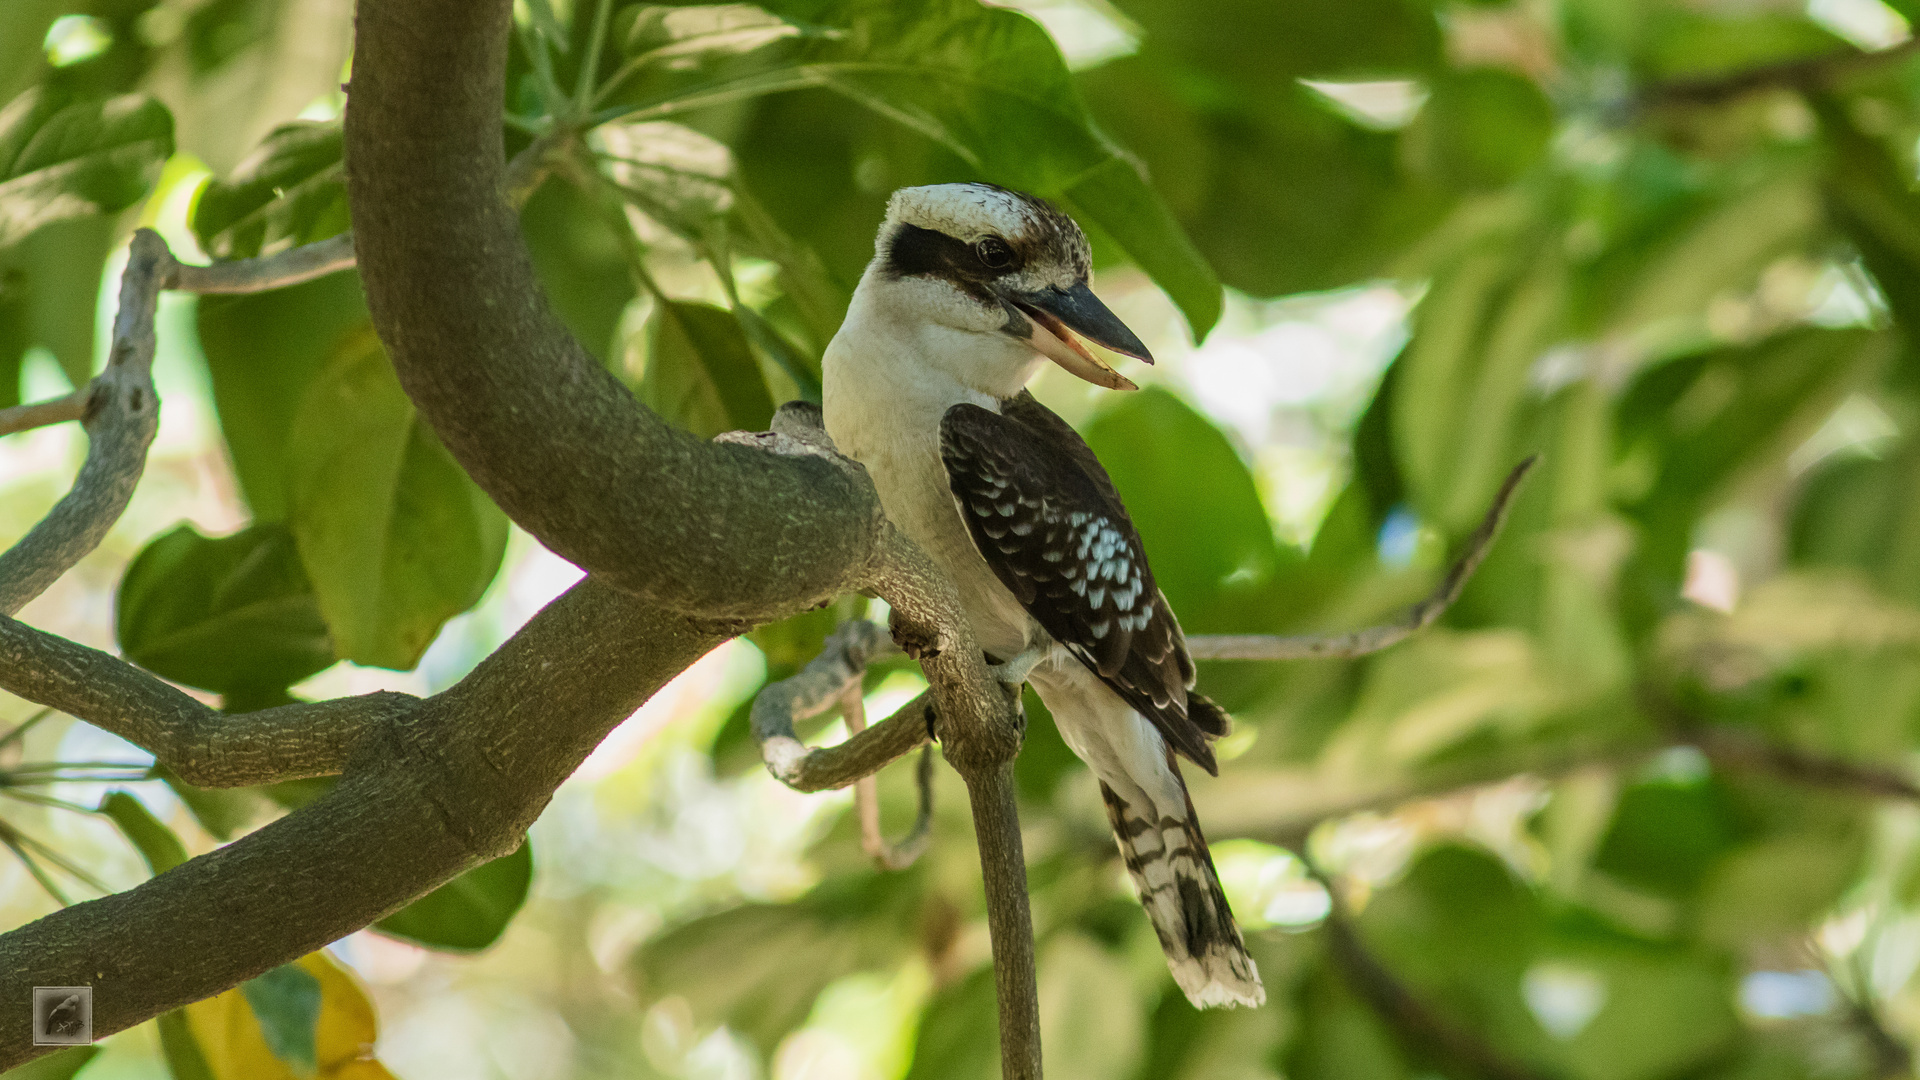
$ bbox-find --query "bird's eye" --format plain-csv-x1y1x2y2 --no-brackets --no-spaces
975,237,1015,270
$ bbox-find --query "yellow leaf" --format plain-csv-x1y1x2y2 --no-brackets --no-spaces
185,950,393,1080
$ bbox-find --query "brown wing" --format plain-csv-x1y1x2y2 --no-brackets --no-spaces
939,392,1221,774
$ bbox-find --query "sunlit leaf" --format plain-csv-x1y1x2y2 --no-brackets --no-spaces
191,121,347,260
198,272,371,522
638,298,776,437
601,0,1222,337
185,951,395,1080
287,327,509,670
0,86,172,249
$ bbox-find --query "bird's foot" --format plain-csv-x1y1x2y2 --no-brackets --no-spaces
987,643,1048,687
889,609,941,661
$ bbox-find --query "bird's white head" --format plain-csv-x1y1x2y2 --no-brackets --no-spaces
842,182,1152,398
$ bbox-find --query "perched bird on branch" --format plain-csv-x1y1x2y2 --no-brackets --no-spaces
823,183,1263,1009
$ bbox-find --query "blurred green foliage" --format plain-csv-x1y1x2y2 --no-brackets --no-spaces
12,0,1920,1078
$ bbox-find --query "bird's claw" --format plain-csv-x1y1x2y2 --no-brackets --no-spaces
889,609,941,661
987,644,1047,687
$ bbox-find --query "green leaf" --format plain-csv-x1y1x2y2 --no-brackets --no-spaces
239,964,322,1075
0,1046,98,1080
639,299,776,437
0,213,115,388
0,87,173,249
1402,68,1555,192
197,272,371,522
287,326,509,670
636,874,924,1055
1057,157,1220,339
115,523,334,697
1616,328,1881,623
903,967,1000,1080
374,841,533,953
1696,833,1865,947
0,2,63,104
99,789,189,876
1039,933,1144,1080
1791,445,1920,608
605,0,1221,338
1083,387,1286,631
190,121,347,261
519,175,637,366
1593,776,1746,898
157,1008,217,1080
1104,0,1441,90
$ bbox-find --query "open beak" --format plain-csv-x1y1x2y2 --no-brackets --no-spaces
1002,282,1151,391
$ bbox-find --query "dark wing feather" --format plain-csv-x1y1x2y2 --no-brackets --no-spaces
939,393,1219,774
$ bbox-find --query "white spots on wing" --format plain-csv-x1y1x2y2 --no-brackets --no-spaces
971,503,994,517
1089,620,1111,639
1011,521,1034,536
996,502,1017,517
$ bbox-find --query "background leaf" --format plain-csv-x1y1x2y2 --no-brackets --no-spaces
286,327,509,670
373,842,534,954
115,522,334,699
0,87,172,248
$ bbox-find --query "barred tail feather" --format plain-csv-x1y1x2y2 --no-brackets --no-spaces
1098,778,1263,1009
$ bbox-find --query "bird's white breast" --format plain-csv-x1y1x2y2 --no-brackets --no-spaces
822,277,1041,660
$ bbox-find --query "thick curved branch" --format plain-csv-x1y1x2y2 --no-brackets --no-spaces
0,578,727,1063
1189,456,1535,661
344,0,884,622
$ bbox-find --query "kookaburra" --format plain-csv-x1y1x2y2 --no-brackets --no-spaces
822,183,1263,1009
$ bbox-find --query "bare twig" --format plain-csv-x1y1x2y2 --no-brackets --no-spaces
1190,457,1536,661
1639,37,1920,107
841,680,935,871
751,619,935,791
167,233,355,294
0,390,89,437
0,229,170,617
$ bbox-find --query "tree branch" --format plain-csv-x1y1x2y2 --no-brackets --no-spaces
167,233,356,294
344,0,885,622
1189,456,1536,662
751,405,1039,1076
0,230,168,617
0,611,408,787
0,578,728,1063
844,684,935,872
1638,37,1920,107
751,618,932,792
0,390,89,438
